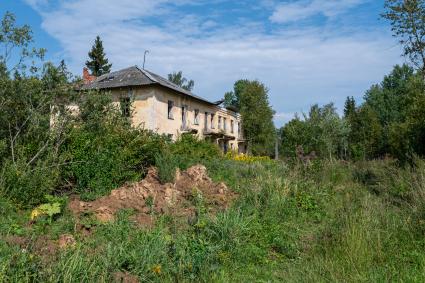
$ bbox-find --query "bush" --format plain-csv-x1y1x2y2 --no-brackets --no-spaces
63,126,165,200
169,134,221,161
155,151,179,184
0,157,61,208
155,135,221,184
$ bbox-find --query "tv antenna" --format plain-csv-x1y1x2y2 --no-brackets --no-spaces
143,50,149,69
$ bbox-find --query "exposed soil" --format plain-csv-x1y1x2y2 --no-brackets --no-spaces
113,271,140,283
4,234,75,264
68,165,236,226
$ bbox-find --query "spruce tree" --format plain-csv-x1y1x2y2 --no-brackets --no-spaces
343,96,356,118
85,35,112,76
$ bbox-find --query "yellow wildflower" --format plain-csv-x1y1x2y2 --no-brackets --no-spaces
30,209,41,220
152,264,161,275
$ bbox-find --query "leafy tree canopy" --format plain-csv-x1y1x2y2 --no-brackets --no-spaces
383,0,425,73
167,71,194,91
226,80,275,155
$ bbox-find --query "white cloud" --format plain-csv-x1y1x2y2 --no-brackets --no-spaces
270,0,367,23
26,0,401,127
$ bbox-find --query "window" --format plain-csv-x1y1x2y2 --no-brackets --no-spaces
120,97,131,118
218,116,222,129
210,113,215,129
204,112,208,129
168,101,174,119
223,117,227,131
194,109,199,125
238,122,241,136
231,120,234,133
182,105,187,127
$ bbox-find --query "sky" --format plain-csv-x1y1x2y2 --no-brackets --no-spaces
1,0,405,126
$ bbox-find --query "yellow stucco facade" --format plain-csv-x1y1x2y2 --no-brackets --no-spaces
106,85,245,153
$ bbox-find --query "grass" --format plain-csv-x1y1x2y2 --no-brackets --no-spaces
1,158,425,282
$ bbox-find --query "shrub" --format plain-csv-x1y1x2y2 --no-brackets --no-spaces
0,157,61,208
63,127,165,200
169,134,221,161
155,151,179,184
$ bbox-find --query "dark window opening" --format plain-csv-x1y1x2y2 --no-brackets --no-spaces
194,109,199,125
211,113,215,129
204,112,208,129
231,120,234,133
168,101,174,119
182,105,187,127
120,97,131,118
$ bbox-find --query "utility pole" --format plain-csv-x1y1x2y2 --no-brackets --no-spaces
275,131,281,160
143,50,149,69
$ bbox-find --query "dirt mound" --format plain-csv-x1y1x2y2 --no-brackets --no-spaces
68,165,235,226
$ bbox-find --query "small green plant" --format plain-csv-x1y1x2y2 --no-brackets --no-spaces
30,203,61,222
145,195,155,214
30,195,66,222
295,191,317,211
155,152,178,184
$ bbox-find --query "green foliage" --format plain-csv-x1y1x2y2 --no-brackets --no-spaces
347,104,383,160
167,71,194,91
2,156,425,281
0,158,61,208
155,135,220,184
169,134,220,160
31,203,61,221
62,94,166,199
155,151,179,184
383,0,425,72
280,104,349,159
281,64,425,162
0,11,45,74
225,80,276,156
85,35,112,76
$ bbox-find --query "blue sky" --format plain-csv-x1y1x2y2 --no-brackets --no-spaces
1,0,404,126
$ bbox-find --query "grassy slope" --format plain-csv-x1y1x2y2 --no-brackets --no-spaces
1,159,425,282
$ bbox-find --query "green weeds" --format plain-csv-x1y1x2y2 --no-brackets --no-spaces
1,159,425,282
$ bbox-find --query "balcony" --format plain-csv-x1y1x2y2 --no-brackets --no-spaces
180,122,198,134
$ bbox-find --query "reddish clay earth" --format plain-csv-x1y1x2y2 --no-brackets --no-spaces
3,165,235,282
68,165,236,226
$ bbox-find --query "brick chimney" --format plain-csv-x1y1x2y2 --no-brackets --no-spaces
83,67,96,84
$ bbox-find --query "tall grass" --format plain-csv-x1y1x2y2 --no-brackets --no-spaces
1,158,425,282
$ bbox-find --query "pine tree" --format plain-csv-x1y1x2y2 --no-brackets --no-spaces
85,36,112,76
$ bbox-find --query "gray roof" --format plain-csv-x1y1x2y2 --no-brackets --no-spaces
79,66,218,106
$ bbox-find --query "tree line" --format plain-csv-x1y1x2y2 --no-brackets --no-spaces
279,0,425,162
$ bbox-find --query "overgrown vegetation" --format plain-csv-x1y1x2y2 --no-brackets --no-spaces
2,157,425,281
2,2,425,281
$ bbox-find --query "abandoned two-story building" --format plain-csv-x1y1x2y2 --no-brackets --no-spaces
77,66,246,153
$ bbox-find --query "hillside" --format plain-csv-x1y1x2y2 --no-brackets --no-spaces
2,157,425,282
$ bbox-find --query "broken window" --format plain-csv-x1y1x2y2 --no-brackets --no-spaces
238,121,241,136
204,112,208,129
218,116,222,129
120,97,131,118
223,117,227,132
168,100,174,119
210,113,215,129
194,109,199,125
231,120,234,133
